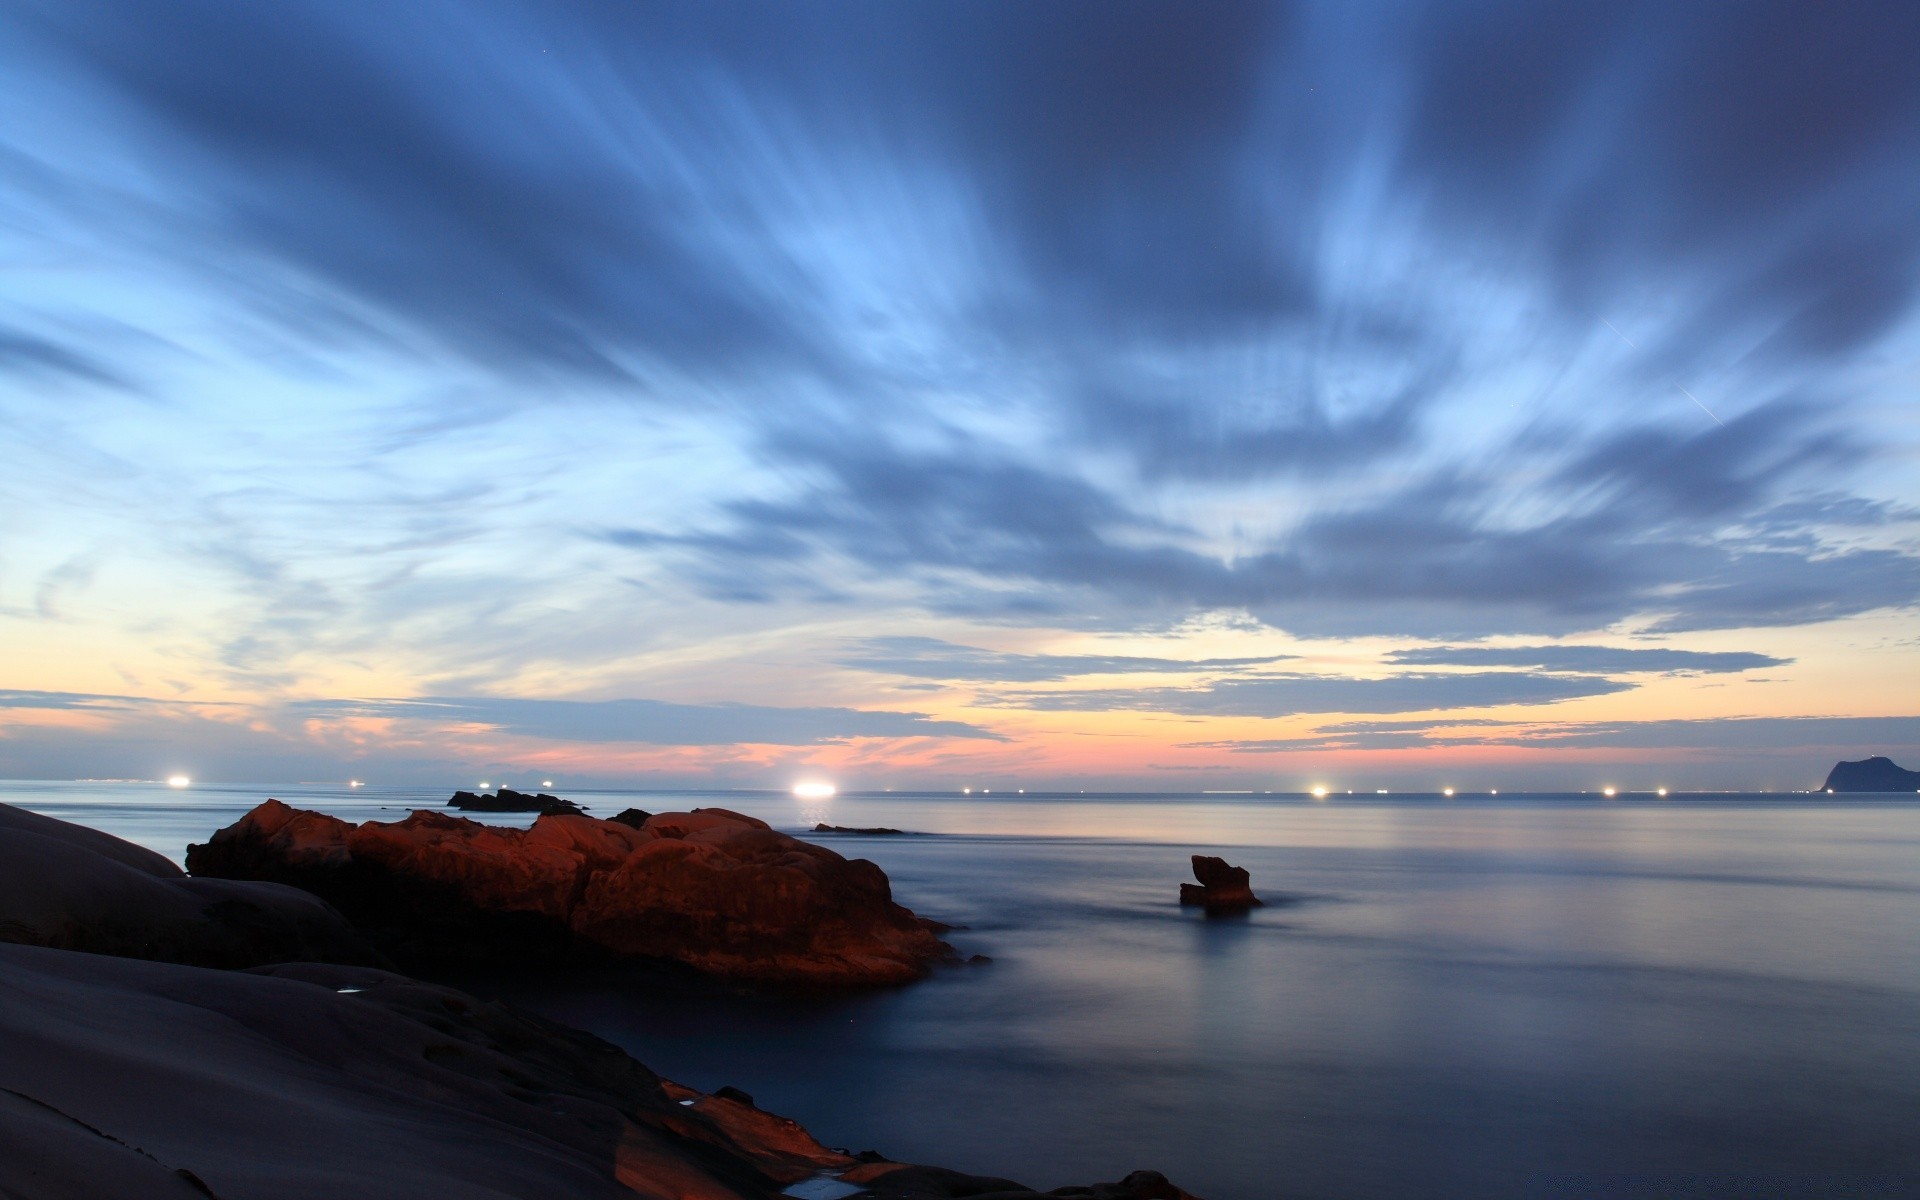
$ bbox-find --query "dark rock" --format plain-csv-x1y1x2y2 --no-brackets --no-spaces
814,823,907,835
447,788,587,816
608,808,652,829
187,800,955,986
714,1085,756,1107
2,943,1204,1199
1178,855,1262,912
1820,756,1920,792
0,801,382,970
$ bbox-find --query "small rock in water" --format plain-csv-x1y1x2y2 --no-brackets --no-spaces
1178,854,1263,913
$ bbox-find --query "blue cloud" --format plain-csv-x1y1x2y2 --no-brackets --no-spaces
1386,646,1787,674
992,672,1632,717
838,636,1293,683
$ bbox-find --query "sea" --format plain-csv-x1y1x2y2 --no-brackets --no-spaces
9,779,1920,1200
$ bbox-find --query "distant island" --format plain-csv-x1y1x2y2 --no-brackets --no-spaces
1820,756,1920,792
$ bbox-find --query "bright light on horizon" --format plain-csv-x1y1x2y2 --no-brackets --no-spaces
1311,785,1329,798
792,781,836,799
166,775,190,788
1603,786,1618,797
1442,787,1455,797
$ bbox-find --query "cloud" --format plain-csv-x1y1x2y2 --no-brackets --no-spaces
836,636,1292,683
5,0,1920,787
1509,715,1920,752
993,672,1631,717
295,695,1005,746
0,327,134,390
0,688,146,711
1385,645,1787,674
1193,715,1920,755
619,404,1920,638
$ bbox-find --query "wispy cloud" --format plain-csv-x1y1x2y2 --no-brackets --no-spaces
993,672,1632,717
294,695,1005,746
1384,646,1787,674
837,636,1292,683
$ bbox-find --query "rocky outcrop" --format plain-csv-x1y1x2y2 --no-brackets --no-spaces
813,823,907,835
1820,756,1920,792
186,801,953,986
1,942,1202,1199
1177,855,1262,913
0,801,382,970
448,787,588,815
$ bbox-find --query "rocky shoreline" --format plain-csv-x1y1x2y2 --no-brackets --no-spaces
1,800,1203,1198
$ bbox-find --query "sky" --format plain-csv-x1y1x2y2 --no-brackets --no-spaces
2,0,1918,791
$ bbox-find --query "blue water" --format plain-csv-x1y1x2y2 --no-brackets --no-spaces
9,780,1920,1199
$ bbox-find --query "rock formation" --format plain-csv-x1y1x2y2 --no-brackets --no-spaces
448,787,588,815
1820,756,1920,792
1177,855,1262,913
813,823,907,835
0,942,1202,1199
0,801,382,970
187,801,953,986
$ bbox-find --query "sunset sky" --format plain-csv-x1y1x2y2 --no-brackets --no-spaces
3,1,1918,790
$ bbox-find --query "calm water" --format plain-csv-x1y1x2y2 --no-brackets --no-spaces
10,780,1920,1199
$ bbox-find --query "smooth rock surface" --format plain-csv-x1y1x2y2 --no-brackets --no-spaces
0,802,381,970
187,801,953,986
0,943,1200,1200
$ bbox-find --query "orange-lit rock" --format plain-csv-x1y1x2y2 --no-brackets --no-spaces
187,801,951,986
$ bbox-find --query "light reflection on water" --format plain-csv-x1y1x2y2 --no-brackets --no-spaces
10,781,1920,1198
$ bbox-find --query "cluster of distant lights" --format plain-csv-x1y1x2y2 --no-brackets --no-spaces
155,776,1725,800
1307,785,1668,798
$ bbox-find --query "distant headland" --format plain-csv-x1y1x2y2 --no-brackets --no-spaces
1820,756,1920,792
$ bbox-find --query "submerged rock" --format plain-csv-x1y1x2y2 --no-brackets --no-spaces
447,787,587,816
812,823,907,835
1177,855,1262,913
187,801,953,986
1820,756,1920,792
0,801,381,970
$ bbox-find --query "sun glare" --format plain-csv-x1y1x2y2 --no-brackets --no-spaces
166,775,191,788
792,782,836,799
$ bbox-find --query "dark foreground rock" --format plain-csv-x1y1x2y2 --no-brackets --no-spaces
0,942,1201,1200
1177,855,1262,913
1821,756,1920,792
449,788,589,815
0,801,382,970
187,802,953,986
